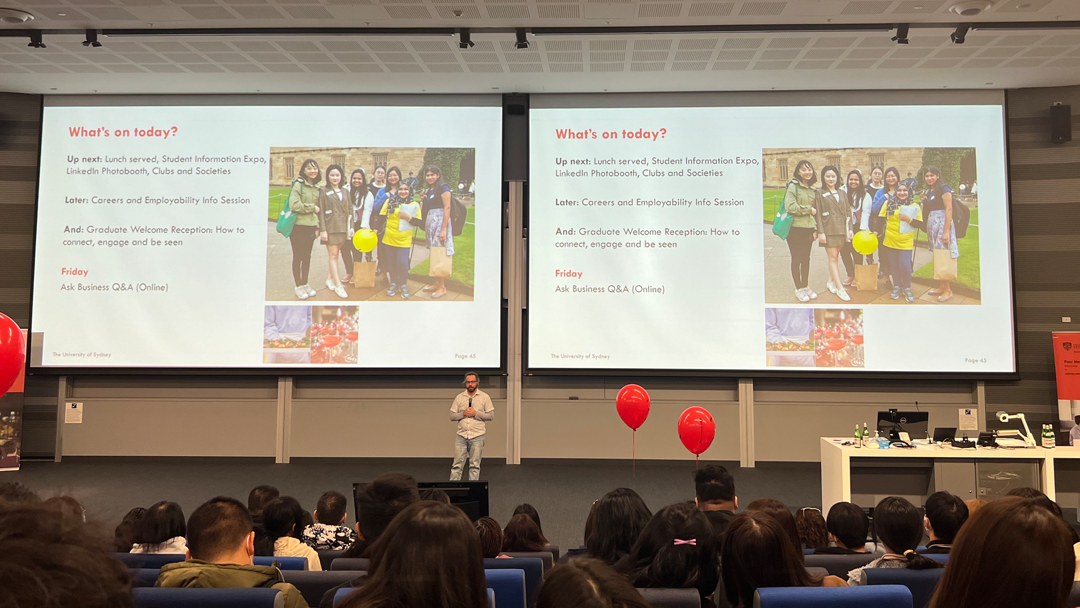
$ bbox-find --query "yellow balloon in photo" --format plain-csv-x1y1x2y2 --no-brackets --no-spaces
353,228,378,252
852,230,878,255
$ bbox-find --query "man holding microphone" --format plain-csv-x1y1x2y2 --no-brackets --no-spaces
450,372,494,481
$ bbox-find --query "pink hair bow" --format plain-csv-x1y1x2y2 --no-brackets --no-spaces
673,539,697,546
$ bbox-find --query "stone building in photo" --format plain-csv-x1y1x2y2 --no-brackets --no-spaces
270,147,428,187
762,147,926,189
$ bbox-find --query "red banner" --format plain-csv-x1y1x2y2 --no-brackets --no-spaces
1053,332,1080,400
0,330,26,471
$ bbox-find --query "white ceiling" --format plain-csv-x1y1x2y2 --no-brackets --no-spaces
1,0,1079,93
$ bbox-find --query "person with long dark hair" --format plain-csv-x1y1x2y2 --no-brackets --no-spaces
926,497,1075,608
795,507,829,551
377,181,418,299
538,558,653,608
815,165,852,302
840,169,874,283
616,502,719,607
114,506,146,553
338,502,488,608
871,166,900,284
255,497,320,571
342,168,373,281
288,158,321,300
783,160,819,303
420,165,455,299
746,498,802,561
502,513,548,553
474,516,504,558
847,496,941,586
880,182,922,303
909,165,959,302
318,164,350,299
584,488,652,566
722,511,847,608
131,501,186,554
512,503,547,543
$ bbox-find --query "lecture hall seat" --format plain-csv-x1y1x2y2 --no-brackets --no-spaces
544,544,561,561
864,568,945,608
253,556,308,570
132,587,283,608
753,585,912,608
330,557,369,571
500,551,554,572
280,570,365,607
636,588,702,608
129,568,161,588
484,557,543,608
316,549,346,570
334,587,496,608
113,553,186,569
485,569,527,608
803,553,877,577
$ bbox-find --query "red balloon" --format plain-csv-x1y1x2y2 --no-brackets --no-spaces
0,313,25,398
678,406,716,455
615,384,650,430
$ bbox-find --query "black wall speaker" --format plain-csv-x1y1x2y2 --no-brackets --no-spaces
1050,103,1072,144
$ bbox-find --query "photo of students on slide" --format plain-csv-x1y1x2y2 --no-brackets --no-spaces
765,308,864,368
266,147,476,303
763,148,980,306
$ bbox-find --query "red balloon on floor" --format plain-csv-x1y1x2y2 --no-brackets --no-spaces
0,313,25,398
678,406,715,455
615,384,650,430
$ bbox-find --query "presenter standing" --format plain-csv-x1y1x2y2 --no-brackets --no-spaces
450,372,494,481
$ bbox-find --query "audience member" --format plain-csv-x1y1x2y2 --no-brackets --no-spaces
722,511,847,608
560,498,599,563
113,506,146,552
694,464,737,544
248,485,280,523
156,496,308,608
920,491,968,554
337,502,487,608
584,487,652,566
927,496,1075,608
847,496,941,586
130,501,187,554
420,488,452,504
746,498,802,560
256,497,321,570
0,480,40,505
43,495,87,522
616,502,720,608
1007,487,1080,543
0,504,133,608
341,473,419,559
302,490,356,551
794,507,829,550
815,502,869,554
474,516,504,558
964,499,987,517
538,558,652,608
513,503,548,543
503,513,549,553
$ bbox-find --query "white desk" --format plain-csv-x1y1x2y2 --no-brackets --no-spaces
820,437,1080,511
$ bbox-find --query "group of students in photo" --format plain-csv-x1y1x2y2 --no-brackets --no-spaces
286,160,456,301
782,161,961,304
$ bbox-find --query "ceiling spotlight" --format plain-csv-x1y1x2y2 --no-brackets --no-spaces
0,7,34,23
949,1,993,17
950,24,970,44
27,30,45,49
892,23,910,45
458,28,474,50
515,28,529,50
82,29,101,48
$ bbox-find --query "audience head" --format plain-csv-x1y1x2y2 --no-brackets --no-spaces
339,502,486,608
0,481,40,506
927,496,1075,608
722,511,821,608
586,488,652,566
247,485,279,520
474,516,503,558
513,503,546,541
617,502,719,601
964,499,987,516
113,506,146,552
185,496,254,563
134,501,186,547
825,502,869,551
43,495,87,523
923,491,968,544
872,497,940,570
420,488,452,505
255,497,301,554
693,464,737,510
746,498,802,557
354,473,419,543
538,558,652,608
0,504,133,608
1006,486,1080,543
794,507,829,550
503,513,548,553
315,491,348,526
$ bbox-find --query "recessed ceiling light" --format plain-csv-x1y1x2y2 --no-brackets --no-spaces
1016,2,1032,8
0,8,35,23
948,1,993,17
914,4,924,8
57,12,66,16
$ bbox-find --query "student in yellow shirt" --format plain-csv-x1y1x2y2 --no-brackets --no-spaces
878,183,922,303
378,182,419,299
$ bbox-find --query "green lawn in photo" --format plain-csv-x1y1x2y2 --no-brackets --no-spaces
412,206,476,287
763,187,785,223
269,186,290,221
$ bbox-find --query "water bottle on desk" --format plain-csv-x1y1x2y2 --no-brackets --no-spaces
854,424,862,448
1042,424,1056,448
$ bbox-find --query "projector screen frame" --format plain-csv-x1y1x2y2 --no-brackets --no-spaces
522,90,1020,379
26,94,509,376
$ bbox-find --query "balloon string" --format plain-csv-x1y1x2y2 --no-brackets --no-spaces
632,430,636,480
696,453,699,469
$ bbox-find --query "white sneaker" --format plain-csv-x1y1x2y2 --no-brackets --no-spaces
305,285,316,297
295,286,310,300
807,288,818,300
333,284,349,299
827,281,838,294
837,286,851,302
326,278,336,291
796,288,810,303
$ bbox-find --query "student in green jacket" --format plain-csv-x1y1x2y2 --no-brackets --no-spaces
288,159,322,301
783,160,819,303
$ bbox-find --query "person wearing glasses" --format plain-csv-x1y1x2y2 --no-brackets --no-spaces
449,372,494,481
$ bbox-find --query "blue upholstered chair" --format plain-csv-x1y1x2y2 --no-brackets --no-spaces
485,557,542,608
280,569,365,606
803,553,877,577
113,553,186,569
923,553,948,564
636,588,702,608
485,569,527,608
865,568,945,608
753,585,912,608
499,551,553,572
330,557,369,571
253,556,308,570
334,587,495,607
316,549,346,570
545,544,561,561
132,587,282,608
129,568,162,588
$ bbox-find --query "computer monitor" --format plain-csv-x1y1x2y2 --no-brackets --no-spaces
877,410,930,441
